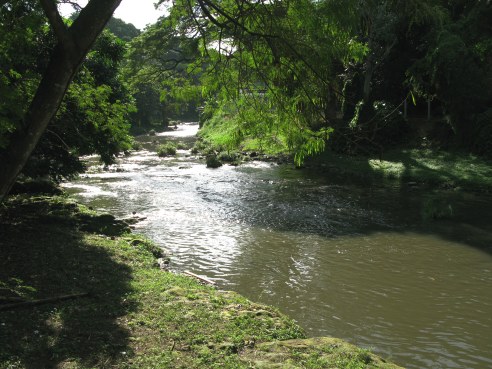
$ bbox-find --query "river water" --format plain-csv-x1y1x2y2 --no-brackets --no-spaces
63,123,492,369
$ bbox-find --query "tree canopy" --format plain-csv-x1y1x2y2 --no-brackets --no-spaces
0,0,127,199
137,0,490,160
0,0,491,200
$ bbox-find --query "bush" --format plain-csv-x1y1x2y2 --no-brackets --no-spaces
131,141,143,151
191,140,216,155
206,154,222,168
472,109,492,157
157,143,177,157
372,101,409,147
217,151,240,163
176,142,188,150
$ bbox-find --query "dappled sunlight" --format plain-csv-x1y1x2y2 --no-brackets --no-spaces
368,159,406,178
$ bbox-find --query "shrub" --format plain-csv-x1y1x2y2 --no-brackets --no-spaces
176,142,188,150
132,141,143,151
157,143,177,157
192,140,216,155
217,151,240,163
206,154,222,168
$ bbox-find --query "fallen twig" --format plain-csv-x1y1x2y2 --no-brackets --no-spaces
183,271,216,286
0,292,90,311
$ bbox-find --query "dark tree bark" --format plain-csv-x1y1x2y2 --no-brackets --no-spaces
0,0,122,201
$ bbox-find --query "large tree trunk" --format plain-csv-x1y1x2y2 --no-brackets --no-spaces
0,0,122,202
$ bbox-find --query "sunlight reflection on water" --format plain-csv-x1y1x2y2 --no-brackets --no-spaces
63,124,492,369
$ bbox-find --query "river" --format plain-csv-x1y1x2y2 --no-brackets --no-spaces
63,123,492,369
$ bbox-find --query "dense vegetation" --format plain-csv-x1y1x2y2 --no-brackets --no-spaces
1,0,491,199
0,2,490,367
146,0,491,162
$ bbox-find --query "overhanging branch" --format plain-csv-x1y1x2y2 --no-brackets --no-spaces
39,0,76,56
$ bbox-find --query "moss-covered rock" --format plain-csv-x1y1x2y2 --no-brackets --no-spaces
206,154,223,168
240,337,403,369
76,212,131,236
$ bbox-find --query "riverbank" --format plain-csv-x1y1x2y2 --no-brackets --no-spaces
193,123,492,193
303,148,492,193
0,194,402,368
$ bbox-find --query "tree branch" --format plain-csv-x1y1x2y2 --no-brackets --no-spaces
0,293,89,311
58,0,83,12
39,0,74,54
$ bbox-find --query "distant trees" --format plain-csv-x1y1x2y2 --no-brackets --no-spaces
106,17,140,41
141,0,491,159
123,16,202,133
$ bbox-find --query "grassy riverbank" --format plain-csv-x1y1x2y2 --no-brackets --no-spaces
305,149,492,192
198,116,492,191
0,195,402,368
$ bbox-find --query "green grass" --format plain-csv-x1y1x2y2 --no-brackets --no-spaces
0,195,402,369
199,111,290,156
308,148,492,191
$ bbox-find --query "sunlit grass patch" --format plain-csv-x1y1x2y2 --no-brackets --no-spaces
311,148,492,190
368,159,406,179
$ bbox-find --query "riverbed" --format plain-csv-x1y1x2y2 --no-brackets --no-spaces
63,123,492,369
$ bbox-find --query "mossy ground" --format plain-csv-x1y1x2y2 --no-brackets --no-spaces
0,195,402,369
305,149,492,191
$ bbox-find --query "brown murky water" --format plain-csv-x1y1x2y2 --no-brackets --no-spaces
63,123,492,369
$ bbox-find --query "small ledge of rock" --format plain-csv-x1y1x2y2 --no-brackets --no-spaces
240,337,403,369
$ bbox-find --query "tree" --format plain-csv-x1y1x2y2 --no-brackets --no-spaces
25,29,135,179
0,0,122,201
149,0,365,162
406,0,492,150
106,17,140,41
123,15,204,133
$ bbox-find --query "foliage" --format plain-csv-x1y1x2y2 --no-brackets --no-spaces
123,16,202,133
157,142,177,156
0,5,135,182
472,108,492,157
145,0,492,159
28,30,134,179
405,0,492,149
106,17,141,41
0,1,46,149
206,154,222,168
217,150,240,163
2,0,491,187
138,0,366,162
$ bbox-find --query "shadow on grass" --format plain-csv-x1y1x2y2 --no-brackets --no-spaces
308,148,492,190
299,149,492,254
0,197,137,368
